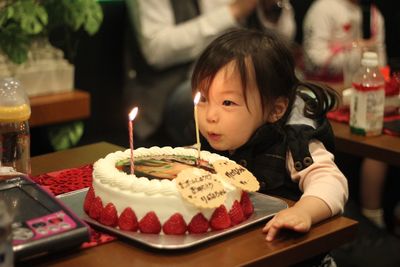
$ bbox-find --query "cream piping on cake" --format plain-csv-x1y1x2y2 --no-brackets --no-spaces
93,146,236,197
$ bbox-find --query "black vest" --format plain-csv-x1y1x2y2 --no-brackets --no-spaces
203,118,335,201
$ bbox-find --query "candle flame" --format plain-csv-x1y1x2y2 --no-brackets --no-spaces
129,107,139,121
194,92,201,105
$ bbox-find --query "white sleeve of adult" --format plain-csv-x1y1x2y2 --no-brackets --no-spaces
135,0,238,69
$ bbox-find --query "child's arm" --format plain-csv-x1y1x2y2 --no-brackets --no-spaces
262,140,348,241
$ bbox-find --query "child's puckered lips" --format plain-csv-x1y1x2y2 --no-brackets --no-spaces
207,132,222,142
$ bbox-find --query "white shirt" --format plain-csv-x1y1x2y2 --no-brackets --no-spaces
128,0,296,69
303,0,386,76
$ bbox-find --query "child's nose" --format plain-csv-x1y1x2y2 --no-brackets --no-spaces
206,105,219,123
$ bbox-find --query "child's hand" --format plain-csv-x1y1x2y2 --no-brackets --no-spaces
262,206,312,241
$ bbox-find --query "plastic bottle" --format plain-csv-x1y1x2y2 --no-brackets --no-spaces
0,200,13,267
350,52,385,136
0,78,31,175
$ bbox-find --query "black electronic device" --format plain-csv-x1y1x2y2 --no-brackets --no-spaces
0,175,90,261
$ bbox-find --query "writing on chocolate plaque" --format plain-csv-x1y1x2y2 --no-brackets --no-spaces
176,168,226,208
213,160,260,192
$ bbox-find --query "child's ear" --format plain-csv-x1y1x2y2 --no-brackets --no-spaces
265,97,289,123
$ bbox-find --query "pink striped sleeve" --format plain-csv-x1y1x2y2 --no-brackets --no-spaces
287,140,349,215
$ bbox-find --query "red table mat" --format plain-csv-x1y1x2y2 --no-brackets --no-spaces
328,107,400,136
31,164,116,249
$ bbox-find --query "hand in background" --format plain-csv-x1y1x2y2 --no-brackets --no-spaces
230,0,258,21
356,38,378,49
258,0,284,24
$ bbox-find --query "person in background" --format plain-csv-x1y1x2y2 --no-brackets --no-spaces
124,0,296,147
302,0,386,83
192,28,348,266
303,0,389,230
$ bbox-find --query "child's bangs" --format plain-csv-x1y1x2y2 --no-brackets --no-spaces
191,57,250,100
191,49,230,95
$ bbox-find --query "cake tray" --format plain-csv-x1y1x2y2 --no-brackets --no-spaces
57,188,288,250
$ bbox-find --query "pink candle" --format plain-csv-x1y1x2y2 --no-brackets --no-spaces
128,107,139,175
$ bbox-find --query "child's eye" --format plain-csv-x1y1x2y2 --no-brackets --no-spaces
200,95,207,102
222,100,236,106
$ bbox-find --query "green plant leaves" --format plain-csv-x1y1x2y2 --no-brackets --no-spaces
44,0,103,34
0,0,103,64
83,0,103,35
0,24,30,64
0,5,15,26
0,1,48,34
13,1,48,34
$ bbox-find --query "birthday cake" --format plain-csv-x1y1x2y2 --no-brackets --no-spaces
83,146,259,235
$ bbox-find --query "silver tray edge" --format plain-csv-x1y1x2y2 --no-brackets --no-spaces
57,189,288,250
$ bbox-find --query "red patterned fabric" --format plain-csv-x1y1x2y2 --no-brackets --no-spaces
31,164,93,196
31,164,116,248
328,107,400,136
81,228,115,249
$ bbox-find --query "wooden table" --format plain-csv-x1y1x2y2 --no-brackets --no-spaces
330,120,400,166
27,142,358,267
29,90,90,127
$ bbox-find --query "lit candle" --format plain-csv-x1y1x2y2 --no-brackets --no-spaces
128,107,139,175
193,92,201,161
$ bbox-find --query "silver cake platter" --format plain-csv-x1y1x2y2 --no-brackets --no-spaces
57,188,288,250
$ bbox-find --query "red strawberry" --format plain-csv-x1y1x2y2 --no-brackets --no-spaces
83,187,95,213
162,213,187,235
138,212,161,234
240,192,254,218
229,200,245,225
99,203,118,226
118,208,138,231
210,205,231,230
188,213,209,234
89,196,103,220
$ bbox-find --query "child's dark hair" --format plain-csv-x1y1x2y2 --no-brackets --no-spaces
191,28,339,123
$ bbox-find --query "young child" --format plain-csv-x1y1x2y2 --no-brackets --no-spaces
191,28,349,244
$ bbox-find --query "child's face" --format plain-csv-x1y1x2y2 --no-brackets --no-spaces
197,61,266,151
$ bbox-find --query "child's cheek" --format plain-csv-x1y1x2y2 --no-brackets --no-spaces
198,119,206,137
197,109,205,128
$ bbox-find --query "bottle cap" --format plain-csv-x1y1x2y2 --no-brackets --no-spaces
361,52,379,67
0,78,31,122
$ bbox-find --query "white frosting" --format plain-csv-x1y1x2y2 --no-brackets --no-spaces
92,146,242,224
